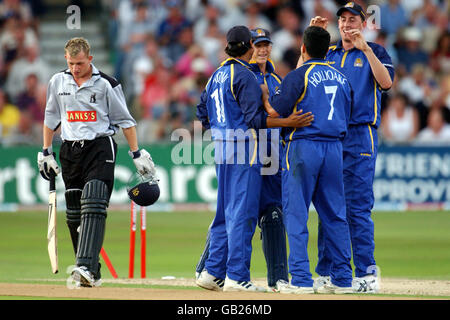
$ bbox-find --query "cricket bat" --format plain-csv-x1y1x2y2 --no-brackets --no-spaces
47,174,58,274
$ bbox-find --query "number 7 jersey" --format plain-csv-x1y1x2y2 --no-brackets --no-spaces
269,58,353,142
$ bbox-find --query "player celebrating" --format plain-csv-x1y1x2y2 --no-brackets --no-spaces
262,25,354,294
37,37,155,287
195,28,291,293
249,28,289,292
307,3,395,293
195,26,312,292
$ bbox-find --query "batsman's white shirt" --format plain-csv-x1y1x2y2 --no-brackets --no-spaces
44,64,136,141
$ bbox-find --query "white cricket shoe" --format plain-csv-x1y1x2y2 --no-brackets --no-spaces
313,276,331,293
71,266,102,288
196,270,224,291
352,275,380,293
267,279,290,293
279,284,314,294
223,277,266,292
316,282,353,294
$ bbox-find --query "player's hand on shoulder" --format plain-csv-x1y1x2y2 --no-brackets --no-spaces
37,148,60,181
288,109,314,127
129,149,156,178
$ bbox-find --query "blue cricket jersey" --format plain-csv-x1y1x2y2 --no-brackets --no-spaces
249,59,282,139
269,58,352,142
249,59,282,97
326,41,395,129
196,58,267,141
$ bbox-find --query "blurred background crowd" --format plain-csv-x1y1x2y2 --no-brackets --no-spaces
0,0,449,146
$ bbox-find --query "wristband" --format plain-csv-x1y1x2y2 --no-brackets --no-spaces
131,150,141,159
43,147,52,156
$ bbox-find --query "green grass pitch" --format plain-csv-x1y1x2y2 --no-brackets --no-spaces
0,210,449,283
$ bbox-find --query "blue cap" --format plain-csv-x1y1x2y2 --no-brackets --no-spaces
336,2,366,21
251,28,272,45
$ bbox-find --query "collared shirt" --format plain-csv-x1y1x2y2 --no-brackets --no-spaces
249,59,283,141
269,58,352,142
44,64,136,141
248,59,282,97
326,41,395,129
196,57,267,141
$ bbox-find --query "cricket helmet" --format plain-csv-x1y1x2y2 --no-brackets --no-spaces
127,172,160,206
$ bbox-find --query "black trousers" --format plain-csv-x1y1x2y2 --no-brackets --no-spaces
59,136,117,199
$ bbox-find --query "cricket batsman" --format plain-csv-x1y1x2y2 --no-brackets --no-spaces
37,37,156,287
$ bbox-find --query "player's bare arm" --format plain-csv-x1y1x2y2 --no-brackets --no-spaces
260,84,314,127
42,124,55,150
122,126,139,151
267,109,314,128
260,84,280,117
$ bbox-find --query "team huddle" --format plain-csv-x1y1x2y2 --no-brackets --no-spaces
195,2,394,294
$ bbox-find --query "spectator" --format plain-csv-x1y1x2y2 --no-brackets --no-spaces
5,43,50,102
430,31,450,76
428,74,450,123
165,24,195,65
15,72,45,122
396,27,429,72
130,35,164,121
414,108,450,145
193,2,231,43
381,93,420,144
301,0,337,29
5,108,42,145
0,88,20,141
271,6,303,62
240,1,273,31
410,0,448,53
139,62,174,142
379,0,408,37
280,29,302,74
174,45,214,78
397,64,435,128
0,0,33,27
400,0,424,18
156,2,191,52
0,13,37,72
119,1,155,98
200,20,227,66
301,0,339,41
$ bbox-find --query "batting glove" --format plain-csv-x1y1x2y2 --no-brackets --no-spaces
37,148,60,181
129,149,156,178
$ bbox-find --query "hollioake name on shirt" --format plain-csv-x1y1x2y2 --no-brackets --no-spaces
308,69,347,88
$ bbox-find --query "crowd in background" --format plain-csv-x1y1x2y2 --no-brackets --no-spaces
0,0,449,146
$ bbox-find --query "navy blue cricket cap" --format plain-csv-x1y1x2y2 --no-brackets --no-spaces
337,2,366,21
251,28,272,45
226,25,252,44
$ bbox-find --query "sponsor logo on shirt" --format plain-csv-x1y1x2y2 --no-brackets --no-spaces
58,92,71,96
67,111,97,122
